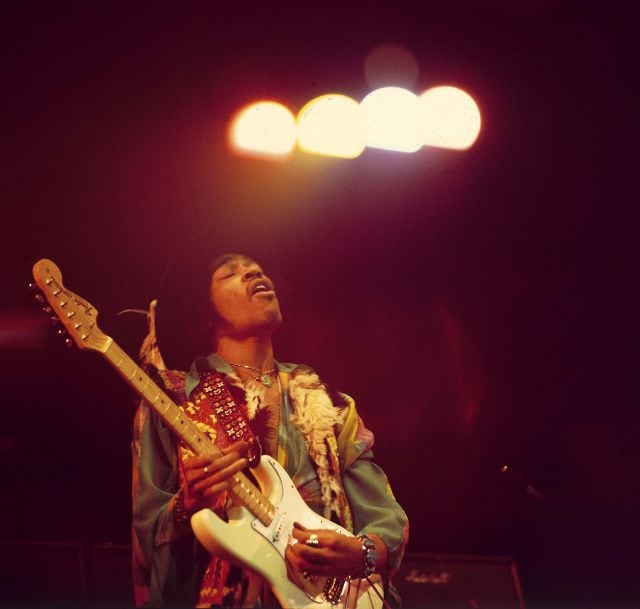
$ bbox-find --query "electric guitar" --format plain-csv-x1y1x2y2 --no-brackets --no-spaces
31,258,383,609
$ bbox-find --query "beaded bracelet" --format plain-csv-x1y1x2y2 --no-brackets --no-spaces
357,534,377,578
173,488,190,525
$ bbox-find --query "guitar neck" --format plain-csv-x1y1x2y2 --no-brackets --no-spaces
102,340,275,525
103,340,214,456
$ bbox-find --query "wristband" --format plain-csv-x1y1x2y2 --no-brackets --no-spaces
357,534,377,578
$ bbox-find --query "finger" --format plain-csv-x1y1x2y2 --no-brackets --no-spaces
292,527,326,548
288,534,330,568
292,524,313,543
185,451,247,484
297,546,329,567
201,480,233,499
221,440,249,456
285,544,319,575
183,441,247,472
182,454,218,472
285,546,306,585
186,480,232,512
191,456,248,492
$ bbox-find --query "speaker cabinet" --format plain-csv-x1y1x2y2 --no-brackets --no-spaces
395,552,525,609
87,543,133,606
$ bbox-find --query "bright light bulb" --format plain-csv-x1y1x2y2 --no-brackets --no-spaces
228,101,296,158
419,86,481,150
361,87,426,153
296,94,364,158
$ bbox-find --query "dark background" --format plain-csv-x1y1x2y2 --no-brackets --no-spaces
1,2,638,608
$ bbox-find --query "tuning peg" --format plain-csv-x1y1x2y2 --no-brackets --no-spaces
34,293,45,304
28,282,39,291
64,338,73,349
49,315,61,327
42,305,52,314
56,328,67,337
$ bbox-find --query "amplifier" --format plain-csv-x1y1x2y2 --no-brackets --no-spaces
87,543,133,606
394,552,525,609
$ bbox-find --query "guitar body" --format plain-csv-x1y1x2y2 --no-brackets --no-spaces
191,455,383,609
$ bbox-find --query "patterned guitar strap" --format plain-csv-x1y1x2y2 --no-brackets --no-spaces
193,369,262,467
184,369,268,608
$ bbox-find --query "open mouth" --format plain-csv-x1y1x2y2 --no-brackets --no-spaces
250,280,274,296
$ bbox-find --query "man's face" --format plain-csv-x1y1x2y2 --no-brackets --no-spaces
209,255,282,340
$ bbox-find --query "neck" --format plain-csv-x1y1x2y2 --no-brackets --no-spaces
216,335,275,371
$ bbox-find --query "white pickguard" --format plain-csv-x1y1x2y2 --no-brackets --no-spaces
191,455,383,609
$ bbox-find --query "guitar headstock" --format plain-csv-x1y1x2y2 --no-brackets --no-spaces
31,259,111,353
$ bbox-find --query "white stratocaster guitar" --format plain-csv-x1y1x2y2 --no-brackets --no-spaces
31,259,383,609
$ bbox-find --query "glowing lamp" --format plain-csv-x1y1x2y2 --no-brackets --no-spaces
228,101,296,158
360,87,427,153
296,94,364,159
420,86,481,150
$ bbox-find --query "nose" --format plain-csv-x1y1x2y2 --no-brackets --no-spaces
242,265,263,281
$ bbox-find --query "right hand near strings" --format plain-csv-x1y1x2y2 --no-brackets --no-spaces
181,440,249,514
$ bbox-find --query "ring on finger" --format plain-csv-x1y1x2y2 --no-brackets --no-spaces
204,466,209,473
305,533,320,548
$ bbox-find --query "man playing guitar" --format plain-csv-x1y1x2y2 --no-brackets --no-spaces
131,253,409,607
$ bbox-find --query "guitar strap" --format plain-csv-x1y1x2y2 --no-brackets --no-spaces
192,369,262,467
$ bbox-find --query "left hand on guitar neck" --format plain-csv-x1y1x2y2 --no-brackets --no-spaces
285,523,388,580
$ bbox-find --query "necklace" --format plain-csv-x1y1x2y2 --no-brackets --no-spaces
228,361,277,386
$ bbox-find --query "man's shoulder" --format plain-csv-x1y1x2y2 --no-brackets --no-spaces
277,361,314,374
280,363,353,411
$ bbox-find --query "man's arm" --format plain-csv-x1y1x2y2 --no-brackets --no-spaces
131,405,207,606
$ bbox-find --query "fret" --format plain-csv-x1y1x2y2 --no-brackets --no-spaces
145,389,160,405
154,396,171,415
163,408,180,427
137,374,150,393
109,345,124,367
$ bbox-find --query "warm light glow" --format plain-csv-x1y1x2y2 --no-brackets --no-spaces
0,310,47,349
419,86,482,150
228,101,296,158
296,94,364,159
360,87,426,153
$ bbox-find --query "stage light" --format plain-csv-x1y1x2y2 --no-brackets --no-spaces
296,94,365,158
361,87,426,153
228,101,297,158
420,86,481,150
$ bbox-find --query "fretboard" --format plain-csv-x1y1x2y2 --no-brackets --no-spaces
104,340,213,454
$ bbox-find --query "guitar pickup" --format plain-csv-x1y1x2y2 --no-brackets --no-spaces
271,512,287,542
